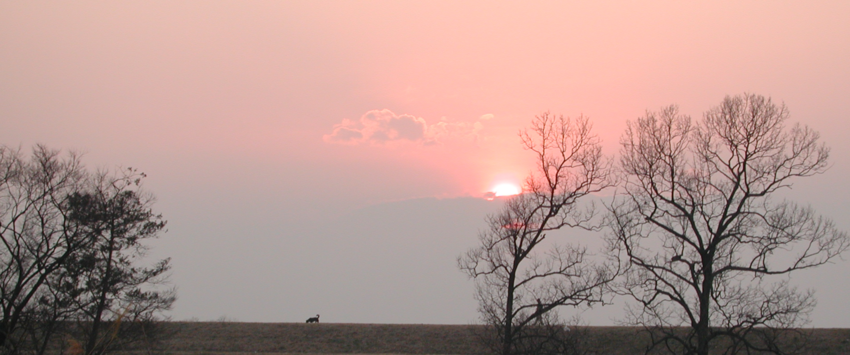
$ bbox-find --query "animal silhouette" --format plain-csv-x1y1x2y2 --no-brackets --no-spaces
306,314,320,323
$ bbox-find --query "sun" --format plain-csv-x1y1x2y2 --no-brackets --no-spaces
492,183,521,197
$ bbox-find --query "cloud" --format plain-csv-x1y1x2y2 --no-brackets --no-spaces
324,109,489,146
324,110,426,144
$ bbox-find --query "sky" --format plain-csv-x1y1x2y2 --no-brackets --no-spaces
2,1,849,326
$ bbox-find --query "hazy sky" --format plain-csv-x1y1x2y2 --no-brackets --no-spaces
2,1,849,326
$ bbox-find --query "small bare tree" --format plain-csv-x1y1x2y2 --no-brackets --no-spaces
459,113,615,355
608,94,849,355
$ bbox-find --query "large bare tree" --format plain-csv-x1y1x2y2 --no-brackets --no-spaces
0,146,86,351
62,168,174,355
459,113,615,355
608,94,849,355
0,146,174,355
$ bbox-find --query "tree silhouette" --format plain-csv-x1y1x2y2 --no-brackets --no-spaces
0,146,86,352
460,113,615,355
0,146,174,354
63,168,174,355
608,94,849,355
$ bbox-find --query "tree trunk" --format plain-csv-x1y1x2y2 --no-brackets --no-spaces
0,325,7,349
696,259,713,355
503,270,516,355
85,232,117,355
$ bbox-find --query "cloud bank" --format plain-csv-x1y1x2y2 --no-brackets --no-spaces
324,109,490,145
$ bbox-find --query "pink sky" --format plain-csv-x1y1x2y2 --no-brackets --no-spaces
2,1,849,326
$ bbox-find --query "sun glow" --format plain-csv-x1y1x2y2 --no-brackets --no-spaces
492,183,521,197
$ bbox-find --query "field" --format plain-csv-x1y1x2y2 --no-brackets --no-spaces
125,322,850,355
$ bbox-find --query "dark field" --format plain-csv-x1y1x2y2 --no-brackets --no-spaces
126,322,850,355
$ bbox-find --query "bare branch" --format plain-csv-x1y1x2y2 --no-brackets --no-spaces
608,93,848,355
461,113,615,355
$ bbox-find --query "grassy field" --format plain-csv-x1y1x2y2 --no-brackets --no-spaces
122,322,850,355
154,322,487,354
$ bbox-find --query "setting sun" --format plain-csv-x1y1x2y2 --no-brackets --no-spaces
492,183,521,197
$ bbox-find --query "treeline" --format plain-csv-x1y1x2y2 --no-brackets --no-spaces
0,146,174,355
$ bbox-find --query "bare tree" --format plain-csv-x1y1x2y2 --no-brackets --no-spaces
0,146,174,355
61,168,174,355
0,145,86,352
608,94,849,355
459,113,615,355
